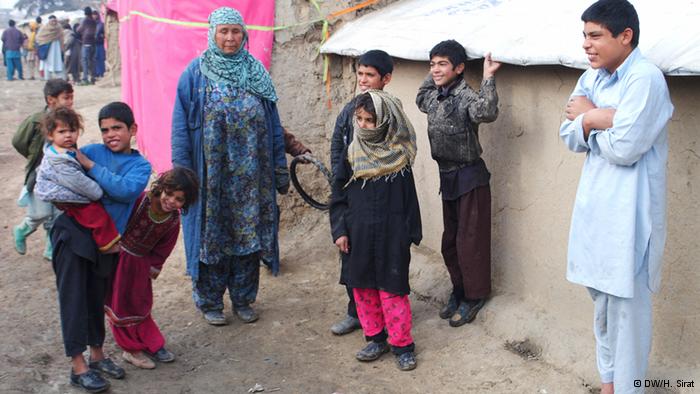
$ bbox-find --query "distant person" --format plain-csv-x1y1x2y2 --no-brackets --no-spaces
50,102,151,392
171,7,288,326
63,23,82,83
328,49,394,336
330,90,422,371
93,10,106,78
77,7,97,84
25,21,39,79
36,15,64,80
560,1,674,393
106,168,198,370
11,79,73,260
416,40,500,327
2,20,25,80
34,16,44,79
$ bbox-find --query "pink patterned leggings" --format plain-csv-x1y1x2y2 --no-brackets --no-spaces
353,288,413,347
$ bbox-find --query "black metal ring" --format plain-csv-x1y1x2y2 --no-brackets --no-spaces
289,154,332,211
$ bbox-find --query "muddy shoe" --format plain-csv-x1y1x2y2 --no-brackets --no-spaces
203,310,228,326
355,341,390,362
439,293,459,319
122,351,156,369
449,299,486,327
395,351,417,371
70,369,109,393
233,305,259,323
88,357,125,379
147,347,175,363
330,315,362,335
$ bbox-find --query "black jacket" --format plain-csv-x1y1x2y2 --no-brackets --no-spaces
330,151,422,295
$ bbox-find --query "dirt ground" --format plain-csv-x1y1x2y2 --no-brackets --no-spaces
0,72,599,393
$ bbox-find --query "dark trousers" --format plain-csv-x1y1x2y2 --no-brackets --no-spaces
346,285,357,318
441,184,492,300
192,254,260,312
80,45,95,82
52,236,112,357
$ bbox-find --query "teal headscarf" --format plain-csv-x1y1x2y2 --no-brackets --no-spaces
200,7,278,102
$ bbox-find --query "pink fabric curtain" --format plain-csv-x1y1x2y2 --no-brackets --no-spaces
106,1,275,173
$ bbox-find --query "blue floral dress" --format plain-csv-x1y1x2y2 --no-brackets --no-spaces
200,80,276,265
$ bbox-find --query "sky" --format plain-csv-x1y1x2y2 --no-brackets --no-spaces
0,0,15,9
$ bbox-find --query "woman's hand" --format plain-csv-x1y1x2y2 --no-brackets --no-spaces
335,236,350,254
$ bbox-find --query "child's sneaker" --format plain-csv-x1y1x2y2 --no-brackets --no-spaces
395,351,417,371
355,341,390,361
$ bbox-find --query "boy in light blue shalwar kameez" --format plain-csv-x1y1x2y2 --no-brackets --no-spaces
559,1,673,393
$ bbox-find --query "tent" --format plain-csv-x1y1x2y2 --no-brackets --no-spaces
320,0,700,75
105,0,275,173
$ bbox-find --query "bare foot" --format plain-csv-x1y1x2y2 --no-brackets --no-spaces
601,382,614,394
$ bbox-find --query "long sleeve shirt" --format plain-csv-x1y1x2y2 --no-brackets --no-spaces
82,144,151,233
12,110,46,190
2,27,25,51
559,48,674,297
77,18,96,46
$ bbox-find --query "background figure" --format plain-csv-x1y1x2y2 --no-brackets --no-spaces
77,7,97,85
11,79,73,260
64,23,82,83
25,21,39,79
171,7,288,327
2,20,25,80
36,15,64,80
93,10,106,78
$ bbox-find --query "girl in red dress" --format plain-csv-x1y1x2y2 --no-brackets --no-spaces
105,167,198,369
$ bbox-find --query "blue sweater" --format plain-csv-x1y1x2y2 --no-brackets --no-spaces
82,144,152,233
171,57,286,277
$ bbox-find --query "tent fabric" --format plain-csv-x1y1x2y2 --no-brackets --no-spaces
320,0,700,76
106,1,275,173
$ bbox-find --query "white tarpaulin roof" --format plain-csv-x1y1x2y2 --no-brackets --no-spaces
320,0,700,75
16,10,85,26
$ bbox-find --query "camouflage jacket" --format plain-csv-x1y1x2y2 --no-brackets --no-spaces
416,75,498,172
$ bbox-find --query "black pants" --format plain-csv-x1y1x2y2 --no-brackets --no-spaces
346,285,357,318
51,215,115,357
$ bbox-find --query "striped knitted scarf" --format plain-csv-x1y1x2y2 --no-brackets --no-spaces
347,90,417,183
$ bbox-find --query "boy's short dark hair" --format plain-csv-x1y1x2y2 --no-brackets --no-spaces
42,107,83,138
84,6,93,16
354,92,376,119
98,102,135,128
358,50,394,77
429,40,468,73
35,16,42,24
9,20,15,27
151,167,200,213
43,79,73,102
48,15,56,20
582,0,639,48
